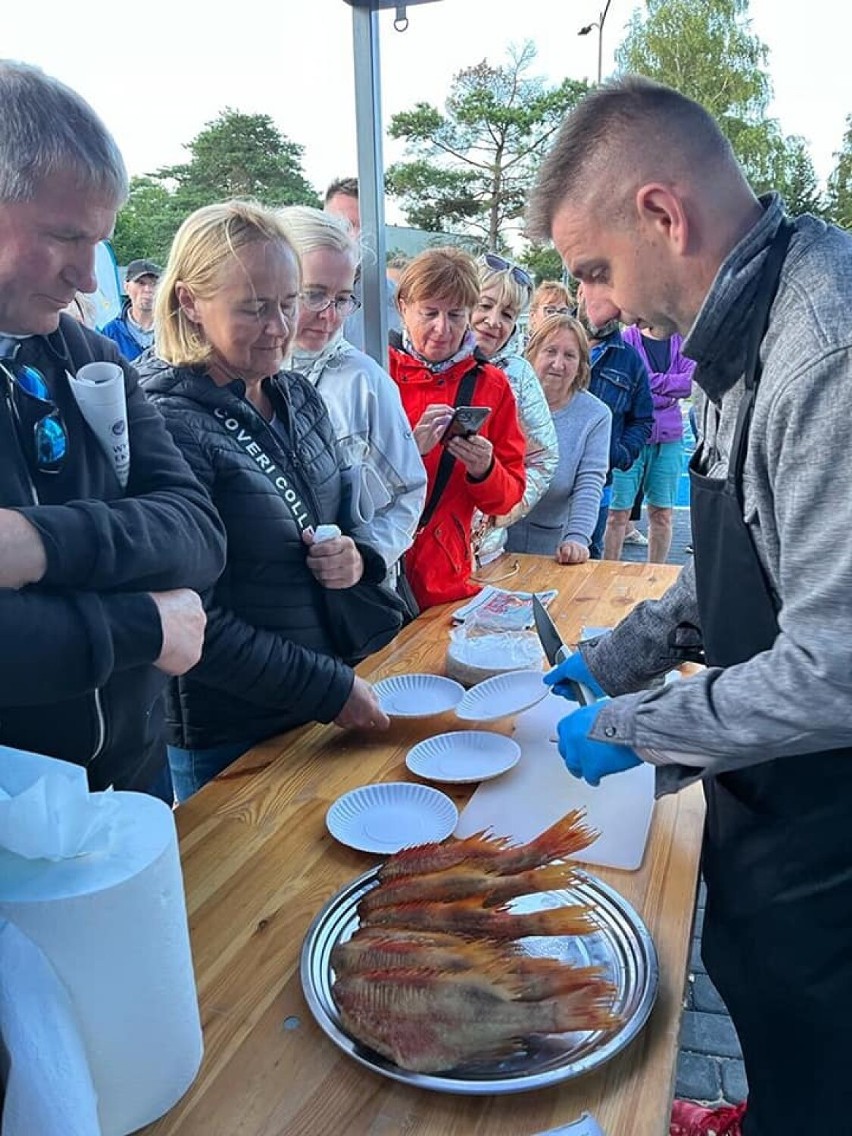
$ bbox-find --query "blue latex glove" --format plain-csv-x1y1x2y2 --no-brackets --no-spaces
544,650,606,701
556,702,642,787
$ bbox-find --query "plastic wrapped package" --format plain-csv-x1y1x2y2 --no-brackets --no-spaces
445,606,545,687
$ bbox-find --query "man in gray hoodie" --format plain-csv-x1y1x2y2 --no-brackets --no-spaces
527,77,852,1136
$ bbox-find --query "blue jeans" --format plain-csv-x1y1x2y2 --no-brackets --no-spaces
167,740,254,803
147,760,175,806
589,485,612,560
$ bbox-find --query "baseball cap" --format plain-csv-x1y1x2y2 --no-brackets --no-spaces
125,259,162,282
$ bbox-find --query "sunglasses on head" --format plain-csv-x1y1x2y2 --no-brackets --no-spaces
484,253,533,292
0,358,69,474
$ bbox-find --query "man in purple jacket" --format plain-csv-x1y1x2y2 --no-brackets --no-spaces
603,324,695,562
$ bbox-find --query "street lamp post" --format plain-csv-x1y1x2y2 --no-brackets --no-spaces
578,0,614,85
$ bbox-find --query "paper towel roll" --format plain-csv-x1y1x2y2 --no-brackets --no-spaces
0,790,203,1136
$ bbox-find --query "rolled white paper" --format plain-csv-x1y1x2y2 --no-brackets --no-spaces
68,361,130,488
0,746,119,861
0,919,101,1136
0,757,203,1136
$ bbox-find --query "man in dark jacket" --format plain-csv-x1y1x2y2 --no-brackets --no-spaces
99,258,161,361
577,293,653,558
0,60,226,796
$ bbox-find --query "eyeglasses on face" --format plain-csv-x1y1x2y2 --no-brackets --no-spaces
300,290,361,317
483,253,533,292
0,359,69,474
542,305,575,317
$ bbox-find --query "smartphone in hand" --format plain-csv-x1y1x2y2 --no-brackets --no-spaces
440,405,491,445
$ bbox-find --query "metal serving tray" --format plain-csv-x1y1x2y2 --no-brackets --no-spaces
300,866,658,1095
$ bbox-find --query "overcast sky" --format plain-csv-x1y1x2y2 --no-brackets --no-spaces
5,0,850,224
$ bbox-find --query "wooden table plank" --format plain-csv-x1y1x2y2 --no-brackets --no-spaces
141,558,704,1136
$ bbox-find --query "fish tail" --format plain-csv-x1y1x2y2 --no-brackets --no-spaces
513,960,609,1000
484,862,581,906
499,903,597,939
547,983,622,1033
526,810,599,865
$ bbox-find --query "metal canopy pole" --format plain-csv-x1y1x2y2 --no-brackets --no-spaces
343,1,442,369
350,4,389,369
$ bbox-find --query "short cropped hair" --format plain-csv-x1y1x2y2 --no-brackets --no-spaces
396,247,480,313
475,256,531,319
324,176,359,205
525,313,591,393
527,75,737,241
155,200,299,367
0,59,127,205
279,204,359,267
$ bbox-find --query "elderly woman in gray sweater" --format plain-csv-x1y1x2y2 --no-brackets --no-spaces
506,314,611,563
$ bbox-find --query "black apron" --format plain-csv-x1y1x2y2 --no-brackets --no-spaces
689,220,852,1135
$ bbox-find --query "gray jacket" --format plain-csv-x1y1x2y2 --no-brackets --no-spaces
581,194,852,795
290,335,427,574
475,352,558,564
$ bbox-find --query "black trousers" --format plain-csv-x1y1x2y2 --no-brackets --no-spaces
701,758,852,1135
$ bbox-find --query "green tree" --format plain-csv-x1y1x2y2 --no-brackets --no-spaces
386,42,588,249
773,135,823,218
113,110,320,265
615,0,821,203
111,176,182,266
517,243,565,284
826,114,852,229
159,109,320,211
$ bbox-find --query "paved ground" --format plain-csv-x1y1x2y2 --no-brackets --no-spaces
620,505,747,1108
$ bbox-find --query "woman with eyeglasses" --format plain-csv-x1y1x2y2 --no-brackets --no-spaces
528,280,576,336
138,200,391,801
389,247,527,609
279,206,426,598
470,254,558,566
506,313,611,565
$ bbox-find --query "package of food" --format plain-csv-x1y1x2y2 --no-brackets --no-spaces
451,586,557,632
445,606,545,686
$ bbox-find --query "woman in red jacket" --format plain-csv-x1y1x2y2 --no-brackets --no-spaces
389,247,526,609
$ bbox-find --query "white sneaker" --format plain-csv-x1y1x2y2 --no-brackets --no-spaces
624,528,648,546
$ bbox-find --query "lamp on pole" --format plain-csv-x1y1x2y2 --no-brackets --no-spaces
578,0,614,85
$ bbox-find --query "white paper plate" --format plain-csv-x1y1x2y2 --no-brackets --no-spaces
406,731,521,784
455,669,549,722
372,673,465,717
326,782,458,854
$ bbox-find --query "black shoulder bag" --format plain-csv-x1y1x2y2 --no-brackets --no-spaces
209,399,408,666
416,362,482,534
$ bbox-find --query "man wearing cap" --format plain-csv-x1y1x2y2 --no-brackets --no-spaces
99,258,161,361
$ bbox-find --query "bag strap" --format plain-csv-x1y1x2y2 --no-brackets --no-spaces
208,400,319,533
417,362,481,533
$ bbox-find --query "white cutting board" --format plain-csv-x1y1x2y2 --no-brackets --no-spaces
454,692,656,871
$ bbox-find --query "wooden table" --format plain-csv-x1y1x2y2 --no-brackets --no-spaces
142,557,705,1136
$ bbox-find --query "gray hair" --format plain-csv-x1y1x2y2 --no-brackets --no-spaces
527,75,736,241
0,60,128,205
279,204,359,266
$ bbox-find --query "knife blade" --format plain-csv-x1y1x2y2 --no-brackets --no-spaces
532,594,597,707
